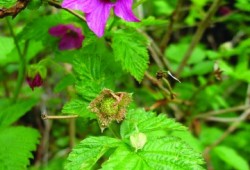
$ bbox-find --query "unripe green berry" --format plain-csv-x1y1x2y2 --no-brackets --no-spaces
100,98,119,116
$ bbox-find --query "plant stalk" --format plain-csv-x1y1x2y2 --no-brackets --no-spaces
6,18,26,103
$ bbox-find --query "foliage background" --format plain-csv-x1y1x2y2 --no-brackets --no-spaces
0,0,250,169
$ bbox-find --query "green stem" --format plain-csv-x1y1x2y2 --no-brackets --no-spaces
108,123,120,139
6,18,26,103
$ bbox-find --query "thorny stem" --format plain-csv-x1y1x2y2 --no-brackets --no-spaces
48,0,86,21
6,18,26,103
175,0,223,77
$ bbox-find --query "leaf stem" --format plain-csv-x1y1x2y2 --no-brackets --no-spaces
41,114,79,120
6,18,26,103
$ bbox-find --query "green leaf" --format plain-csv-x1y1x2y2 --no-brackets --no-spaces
5,41,44,65
102,137,205,170
173,131,203,152
183,61,213,77
112,29,149,82
65,136,122,170
62,99,95,119
101,144,151,170
27,0,42,10
0,98,38,127
72,43,119,100
0,0,16,7
0,126,40,169
120,109,186,140
0,37,14,66
54,74,75,93
235,0,250,12
17,14,63,43
118,16,168,28
214,145,249,170
165,43,206,64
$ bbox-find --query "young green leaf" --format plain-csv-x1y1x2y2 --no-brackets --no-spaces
62,98,95,119
0,126,40,169
0,98,38,127
102,136,205,170
214,145,249,170
65,136,122,170
0,0,16,7
120,109,186,139
112,29,149,82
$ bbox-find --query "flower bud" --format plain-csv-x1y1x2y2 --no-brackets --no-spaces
130,132,147,152
26,73,43,91
26,64,47,91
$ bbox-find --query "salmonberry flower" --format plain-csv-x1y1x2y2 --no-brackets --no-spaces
62,0,139,37
26,73,43,91
49,24,84,50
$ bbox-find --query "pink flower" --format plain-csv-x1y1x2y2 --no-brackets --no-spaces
26,73,43,91
49,24,84,50
218,6,232,16
62,0,139,37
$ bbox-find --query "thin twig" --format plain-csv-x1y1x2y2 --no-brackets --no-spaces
203,108,250,154
203,117,243,123
48,0,86,21
145,71,171,98
203,84,250,166
143,32,173,72
41,114,79,120
160,0,184,51
148,45,164,69
176,0,223,77
196,105,250,118
6,18,26,103
0,0,29,18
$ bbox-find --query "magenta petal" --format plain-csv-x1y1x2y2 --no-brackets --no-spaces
62,0,98,13
114,0,139,22
26,74,43,91
86,2,114,37
58,33,84,50
49,24,70,37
